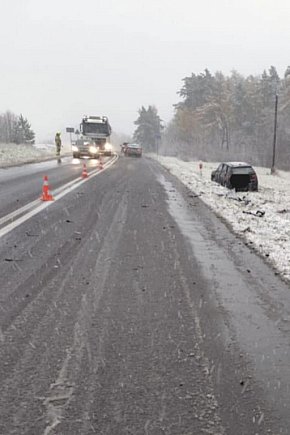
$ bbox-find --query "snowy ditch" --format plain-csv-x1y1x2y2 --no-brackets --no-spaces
152,155,290,283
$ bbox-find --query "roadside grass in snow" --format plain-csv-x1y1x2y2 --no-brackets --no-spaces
0,143,71,167
0,143,55,166
153,155,290,282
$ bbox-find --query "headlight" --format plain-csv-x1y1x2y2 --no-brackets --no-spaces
72,145,79,151
104,143,112,151
89,146,98,153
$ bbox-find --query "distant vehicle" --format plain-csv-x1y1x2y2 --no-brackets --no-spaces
79,115,112,155
72,138,99,159
125,143,142,157
211,162,258,191
120,142,129,154
103,142,113,156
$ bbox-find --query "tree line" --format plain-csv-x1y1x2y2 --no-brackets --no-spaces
0,111,35,144
133,106,163,151
134,66,290,169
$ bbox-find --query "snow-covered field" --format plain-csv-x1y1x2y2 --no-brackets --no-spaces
154,155,290,283
0,143,70,167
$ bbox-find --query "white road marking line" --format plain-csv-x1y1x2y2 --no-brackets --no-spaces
0,155,118,239
0,198,40,227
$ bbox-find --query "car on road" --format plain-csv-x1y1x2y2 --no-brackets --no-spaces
72,138,99,159
125,143,142,157
103,142,113,157
211,162,258,191
120,142,129,154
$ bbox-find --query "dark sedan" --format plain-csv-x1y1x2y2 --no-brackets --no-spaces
211,162,258,191
125,143,142,157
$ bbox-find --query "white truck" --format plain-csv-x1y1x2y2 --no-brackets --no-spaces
72,116,113,158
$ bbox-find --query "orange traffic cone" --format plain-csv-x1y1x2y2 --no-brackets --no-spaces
82,163,89,178
99,156,104,170
41,175,54,201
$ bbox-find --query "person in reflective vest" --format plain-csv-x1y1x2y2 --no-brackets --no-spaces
55,132,62,156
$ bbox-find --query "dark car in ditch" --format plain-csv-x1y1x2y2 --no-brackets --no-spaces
211,162,258,191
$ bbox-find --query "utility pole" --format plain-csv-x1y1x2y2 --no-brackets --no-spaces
156,134,161,160
271,94,278,174
156,137,159,159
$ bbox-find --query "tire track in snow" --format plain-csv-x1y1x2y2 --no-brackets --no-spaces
42,191,128,435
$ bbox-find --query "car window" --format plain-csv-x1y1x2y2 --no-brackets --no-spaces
232,166,253,174
223,165,229,175
220,164,228,174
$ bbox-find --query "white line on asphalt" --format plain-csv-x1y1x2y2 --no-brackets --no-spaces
0,154,118,239
0,198,40,227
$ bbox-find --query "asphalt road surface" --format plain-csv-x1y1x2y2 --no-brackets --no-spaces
0,155,290,434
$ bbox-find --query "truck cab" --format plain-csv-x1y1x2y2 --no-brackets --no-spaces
80,116,112,155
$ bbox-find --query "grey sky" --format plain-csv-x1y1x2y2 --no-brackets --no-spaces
1,0,290,141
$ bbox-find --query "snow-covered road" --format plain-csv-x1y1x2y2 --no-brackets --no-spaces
153,155,290,282
2,144,290,283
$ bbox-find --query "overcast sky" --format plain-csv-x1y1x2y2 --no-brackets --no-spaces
1,0,290,141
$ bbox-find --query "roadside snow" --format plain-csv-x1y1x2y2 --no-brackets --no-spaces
0,143,70,167
154,155,290,282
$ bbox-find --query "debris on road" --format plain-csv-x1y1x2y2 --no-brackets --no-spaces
25,232,39,237
242,210,265,217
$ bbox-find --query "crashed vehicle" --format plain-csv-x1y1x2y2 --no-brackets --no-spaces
211,162,258,191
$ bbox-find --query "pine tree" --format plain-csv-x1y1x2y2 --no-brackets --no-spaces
177,69,215,111
133,106,163,151
168,66,290,166
15,114,35,144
